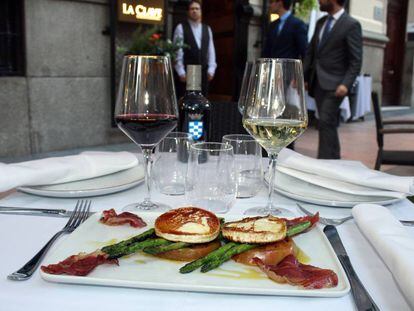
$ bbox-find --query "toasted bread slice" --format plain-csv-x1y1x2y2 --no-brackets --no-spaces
222,216,287,244
155,207,220,243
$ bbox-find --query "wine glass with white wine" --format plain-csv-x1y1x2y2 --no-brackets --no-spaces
242,58,308,216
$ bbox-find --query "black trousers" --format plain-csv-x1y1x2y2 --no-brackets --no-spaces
314,82,343,159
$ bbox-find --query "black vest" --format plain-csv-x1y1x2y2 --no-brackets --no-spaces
182,21,209,69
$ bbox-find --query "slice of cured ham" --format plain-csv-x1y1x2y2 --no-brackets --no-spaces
232,238,295,266
253,255,338,289
41,250,118,276
100,209,147,228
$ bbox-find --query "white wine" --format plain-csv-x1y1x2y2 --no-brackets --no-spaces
243,118,307,153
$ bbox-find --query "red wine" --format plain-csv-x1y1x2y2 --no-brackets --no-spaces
115,114,177,147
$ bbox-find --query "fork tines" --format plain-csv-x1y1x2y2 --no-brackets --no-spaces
65,200,91,231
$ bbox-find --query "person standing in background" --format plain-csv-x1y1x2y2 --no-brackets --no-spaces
263,0,308,151
304,0,362,159
263,0,308,60
173,0,217,97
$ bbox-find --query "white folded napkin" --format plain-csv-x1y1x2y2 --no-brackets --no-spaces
277,149,414,195
353,204,414,309
0,151,139,192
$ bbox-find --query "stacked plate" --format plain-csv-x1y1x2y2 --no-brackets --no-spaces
274,169,403,207
18,165,145,198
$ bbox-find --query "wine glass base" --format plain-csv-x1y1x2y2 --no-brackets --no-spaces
243,206,294,217
122,201,171,212
159,184,185,196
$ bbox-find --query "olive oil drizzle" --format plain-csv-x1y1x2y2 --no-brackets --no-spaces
208,267,267,280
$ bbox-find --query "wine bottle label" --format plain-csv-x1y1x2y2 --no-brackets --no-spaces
188,112,205,141
189,120,203,140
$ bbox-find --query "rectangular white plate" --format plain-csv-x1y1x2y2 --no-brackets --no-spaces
41,212,350,297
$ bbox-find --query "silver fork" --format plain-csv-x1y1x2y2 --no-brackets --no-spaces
297,203,414,227
297,203,354,226
7,200,91,281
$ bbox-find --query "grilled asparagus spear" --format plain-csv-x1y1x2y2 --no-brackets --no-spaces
101,228,155,256
200,243,257,272
104,238,171,259
287,221,311,237
143,242,191,255
199,221,313,273
179,242,237,274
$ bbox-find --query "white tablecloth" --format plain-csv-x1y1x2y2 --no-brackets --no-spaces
0,174,413,310
307,75,372,122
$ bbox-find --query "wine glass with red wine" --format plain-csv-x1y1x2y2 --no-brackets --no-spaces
115,55,179,211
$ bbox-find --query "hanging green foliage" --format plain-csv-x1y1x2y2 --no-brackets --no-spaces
294,0,318,21
118,25,188,61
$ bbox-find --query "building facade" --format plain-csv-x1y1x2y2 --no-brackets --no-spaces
350,0,388,99
1,0,125,159
247,0,390,98
403,1,414,106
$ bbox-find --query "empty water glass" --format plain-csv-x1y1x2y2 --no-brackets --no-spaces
222,134,263,198
153,132,193,195
186,142,236,214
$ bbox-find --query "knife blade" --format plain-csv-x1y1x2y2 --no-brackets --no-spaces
0,206,94,218
324,225,380,311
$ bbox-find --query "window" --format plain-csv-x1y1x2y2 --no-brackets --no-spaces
0,0,25,76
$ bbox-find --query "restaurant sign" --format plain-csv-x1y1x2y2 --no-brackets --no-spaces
118,0,164,25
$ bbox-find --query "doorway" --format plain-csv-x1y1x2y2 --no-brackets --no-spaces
382,0,409,105
169,0,252,101
203,0,234,101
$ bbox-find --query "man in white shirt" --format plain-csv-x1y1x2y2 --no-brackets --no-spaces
173,0,217,96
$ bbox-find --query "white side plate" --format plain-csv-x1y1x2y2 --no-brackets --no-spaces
41,212,350,297
18,166,144,198
274,171,402,207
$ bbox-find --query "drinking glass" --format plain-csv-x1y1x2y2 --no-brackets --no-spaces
115,55,179,211
242,58,308,215
186,142,236,214
238,61,253,114
153,132,193,196
222,134,262,198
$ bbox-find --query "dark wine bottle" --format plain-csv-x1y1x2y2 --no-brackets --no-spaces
178,65,211,162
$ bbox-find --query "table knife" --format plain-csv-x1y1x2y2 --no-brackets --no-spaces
0,206,93,218
324,225,380,311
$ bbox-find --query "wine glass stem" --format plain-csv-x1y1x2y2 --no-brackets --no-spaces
142,148,154,204
266,153,278,214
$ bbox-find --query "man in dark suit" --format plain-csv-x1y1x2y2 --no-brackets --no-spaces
304,0,362,159
263,0,307,152
263,0,308,60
